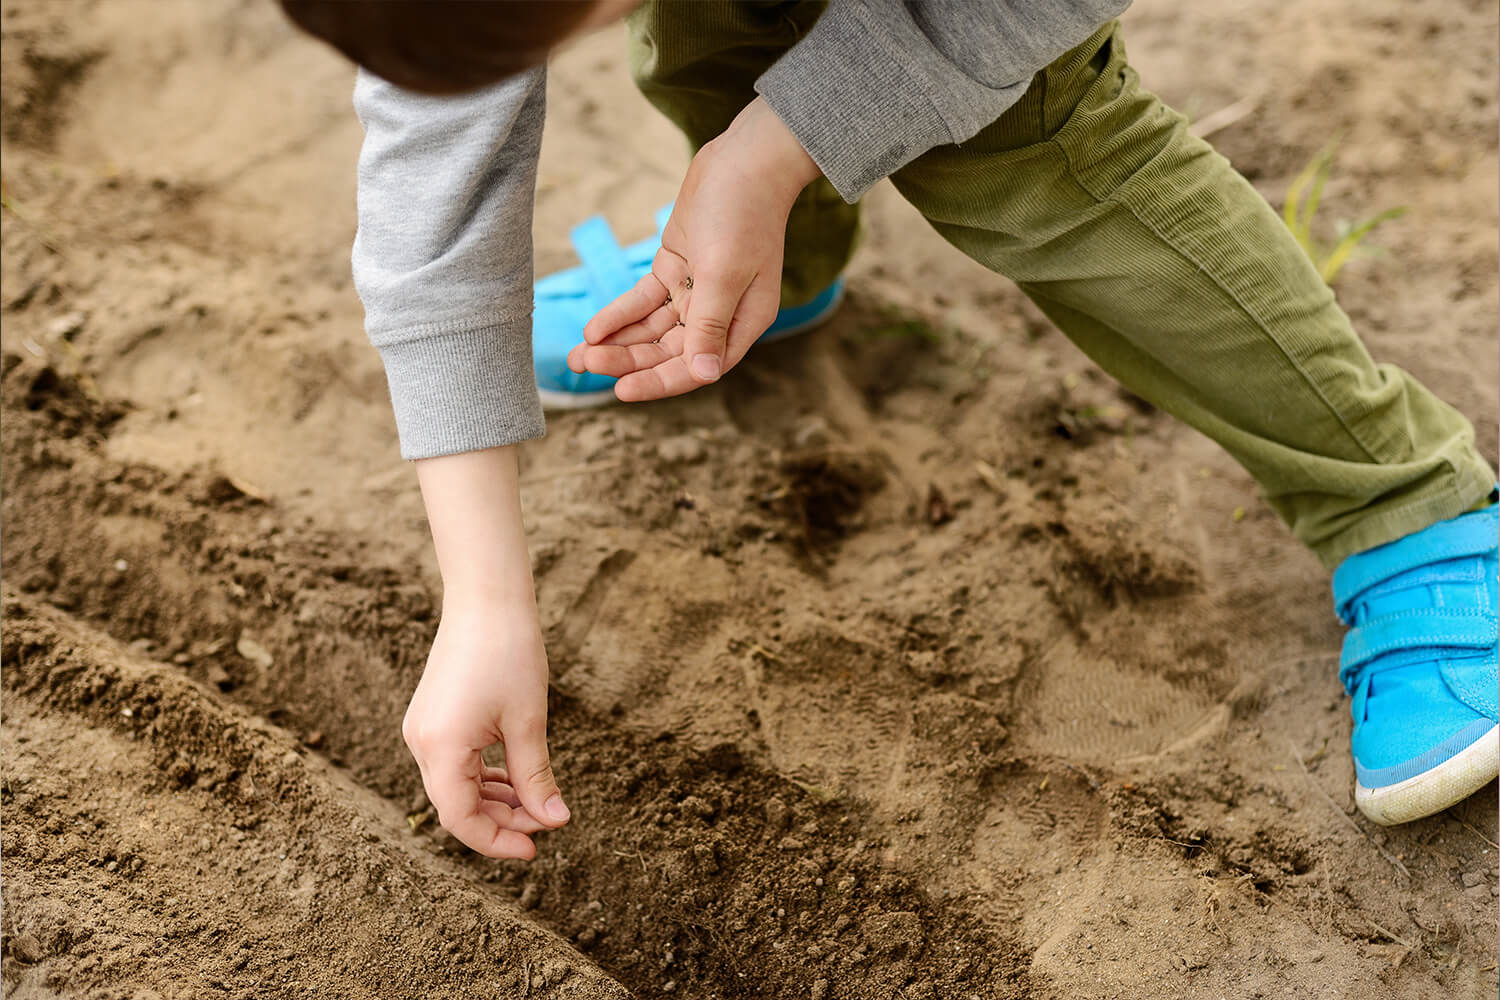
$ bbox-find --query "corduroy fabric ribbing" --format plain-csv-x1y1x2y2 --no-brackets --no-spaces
627,10,1494,566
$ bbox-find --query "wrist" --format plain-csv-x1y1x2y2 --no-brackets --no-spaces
439,586,538,622
720,96,823,206
415,445,539,623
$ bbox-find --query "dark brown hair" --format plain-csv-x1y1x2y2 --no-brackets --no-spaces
279,1,597,94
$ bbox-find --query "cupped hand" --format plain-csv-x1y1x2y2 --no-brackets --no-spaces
567,97,822,401
401,604,568,859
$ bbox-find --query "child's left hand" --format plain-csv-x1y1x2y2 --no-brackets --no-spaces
568,97,822,400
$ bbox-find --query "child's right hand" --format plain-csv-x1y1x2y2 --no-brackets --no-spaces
402,601,568,859
408,445,569,859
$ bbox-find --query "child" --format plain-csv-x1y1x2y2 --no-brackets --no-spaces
281,0,1498,859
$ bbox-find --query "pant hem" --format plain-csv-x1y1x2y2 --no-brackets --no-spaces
1310,457,1497,569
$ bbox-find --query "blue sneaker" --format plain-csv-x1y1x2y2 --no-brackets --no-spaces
1332,502,1499,825
533,208,845,410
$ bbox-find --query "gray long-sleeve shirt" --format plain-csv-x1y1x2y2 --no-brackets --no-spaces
353,0,1128,460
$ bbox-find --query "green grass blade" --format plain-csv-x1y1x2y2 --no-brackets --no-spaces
1319,207,1407,283
1283,153,1318,236
1300,154,1333,246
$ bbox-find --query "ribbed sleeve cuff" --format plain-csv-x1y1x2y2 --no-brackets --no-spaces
754,1,954,203
376,323,545,461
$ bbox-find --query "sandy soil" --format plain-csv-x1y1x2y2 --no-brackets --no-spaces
2,1,1497,997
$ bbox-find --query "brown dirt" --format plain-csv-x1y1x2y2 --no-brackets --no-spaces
2,1,1496,998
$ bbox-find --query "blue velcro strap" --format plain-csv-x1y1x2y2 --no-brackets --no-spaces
1333,506,1498,621
569,216,636,304
1340,608,1498,689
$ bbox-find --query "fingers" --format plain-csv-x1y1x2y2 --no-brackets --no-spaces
479,798,549,835
578,339,679,379
614,356,698,402
446,810,538,860
500,713,571,829
678,264,747,384
613,271,779,401
418,750,539,859
582,248,688,346
567,306,680,373
479,777,523,809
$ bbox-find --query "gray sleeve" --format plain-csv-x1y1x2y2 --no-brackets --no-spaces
754,0,1130,201
352,66,547,461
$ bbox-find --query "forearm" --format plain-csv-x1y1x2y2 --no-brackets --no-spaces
415,446,537,616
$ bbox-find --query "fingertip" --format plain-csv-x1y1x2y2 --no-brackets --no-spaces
543,793,570,825
486,829,537,860
690,353,722,382
582,315,610,345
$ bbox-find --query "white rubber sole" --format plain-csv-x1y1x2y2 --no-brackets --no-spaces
1355,724,1499,826
537,386,617,410
537,285,847,412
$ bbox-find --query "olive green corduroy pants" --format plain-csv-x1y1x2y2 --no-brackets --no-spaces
625,5,1494,568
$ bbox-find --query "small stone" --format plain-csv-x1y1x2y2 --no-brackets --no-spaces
236,634,274,669
691,842,719,873
656,434,706,465
9,932,43,964
519,883,541,910
1461,869,1487,888
791,415,832,450
678,795,716,819
46,311,86,341
303,731,324,749
540,959,572,984
662,981,677,993
575,927,598,950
